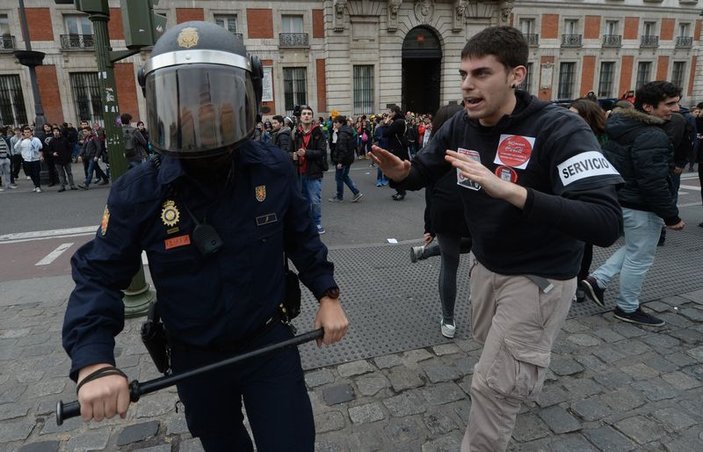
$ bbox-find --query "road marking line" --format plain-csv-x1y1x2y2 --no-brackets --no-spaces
35,243,75,266
0,226,97,242
679,185,700,191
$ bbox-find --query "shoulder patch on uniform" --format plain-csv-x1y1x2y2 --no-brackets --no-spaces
558,151,620,186
100,205,110,236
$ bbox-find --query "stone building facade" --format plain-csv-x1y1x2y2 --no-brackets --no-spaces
0,0,699,126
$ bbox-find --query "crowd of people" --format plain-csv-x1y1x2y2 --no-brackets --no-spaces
1,19,701,452
0,114,151,193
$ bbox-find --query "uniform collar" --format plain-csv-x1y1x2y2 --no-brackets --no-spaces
157,155,186,186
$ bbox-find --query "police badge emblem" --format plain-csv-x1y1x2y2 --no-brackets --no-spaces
255,185,266,202
177,27,199,49
161,200,180,227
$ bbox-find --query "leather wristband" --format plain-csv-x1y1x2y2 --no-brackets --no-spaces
76,366,127,395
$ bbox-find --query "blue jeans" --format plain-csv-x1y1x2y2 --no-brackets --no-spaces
334,165,359,199
301,176,322,227
591,208,664,312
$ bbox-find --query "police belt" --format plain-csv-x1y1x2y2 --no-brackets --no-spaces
167,310,284,355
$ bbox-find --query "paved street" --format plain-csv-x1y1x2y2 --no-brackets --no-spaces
1,161,703,451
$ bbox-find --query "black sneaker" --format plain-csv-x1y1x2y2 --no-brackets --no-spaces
613,306,665,327
580,276,605,308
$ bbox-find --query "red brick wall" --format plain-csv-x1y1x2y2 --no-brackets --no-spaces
538,56,554,100
623,17,639,40
541,14,559,39
618,55,634,97
660,18,674,41
260,59,275,115
247,9,273,39
175,8,204,24
24,8,53,41
108,8,124,40
316,59,326,114
656,56,669,81
312,9,324,39
115,63,139,122
695,19,702,41
584,16,600,40
580,56,596,96
688,56,697,97
36,66,62,124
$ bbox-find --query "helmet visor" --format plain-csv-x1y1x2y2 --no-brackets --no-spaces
146,64,257,157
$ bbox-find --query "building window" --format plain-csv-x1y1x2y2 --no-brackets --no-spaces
519,18,538,46
598,62,615,98
562,19,581,47
283,67,307,114
636,62,652,89
0,74,27,126
671,61,686,90
62,14,93,48
70,72,102,123
605,20,619,35
603,20,621,47
0,13,15,50
676,23,692,48
353,65,374,114
518,62,533,93
558,62,575,99
214,14,238,33
282,15,304,33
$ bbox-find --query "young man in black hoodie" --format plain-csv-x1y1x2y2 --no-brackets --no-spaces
370,26,623,452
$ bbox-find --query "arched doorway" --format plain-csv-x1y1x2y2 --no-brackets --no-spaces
402,26,442,115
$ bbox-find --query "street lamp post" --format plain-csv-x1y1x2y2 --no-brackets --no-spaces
14,0,46,131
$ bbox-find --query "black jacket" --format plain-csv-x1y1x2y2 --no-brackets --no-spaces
383,115,408,160
331,124,355,166
602,108,680,225
397,91,623,279
272,127,292,153
292,125,327,179
47,134,73,165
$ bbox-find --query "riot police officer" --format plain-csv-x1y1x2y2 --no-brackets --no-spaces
62,21,348,451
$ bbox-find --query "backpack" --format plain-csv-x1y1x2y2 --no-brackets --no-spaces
123,126,136,152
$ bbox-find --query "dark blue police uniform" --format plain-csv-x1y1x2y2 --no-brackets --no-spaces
63,139,336,450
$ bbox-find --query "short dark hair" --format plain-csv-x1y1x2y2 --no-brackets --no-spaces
461,26,528,70
272,115,284,123
120,113,132,124
22,125,31,132
635,81,681,111
300,105,314,115
431,104,464,132
389,105,402,117
335,115,347,124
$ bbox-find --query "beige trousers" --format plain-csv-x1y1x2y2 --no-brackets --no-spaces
461,257,575,452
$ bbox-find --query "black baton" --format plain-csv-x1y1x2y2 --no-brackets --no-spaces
57,328,323,425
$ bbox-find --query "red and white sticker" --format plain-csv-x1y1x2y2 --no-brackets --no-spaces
494,134,535,169
494,165,518,183
456,148,481,191
164,234,191,250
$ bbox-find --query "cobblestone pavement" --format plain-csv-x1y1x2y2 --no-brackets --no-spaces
2,274,703,451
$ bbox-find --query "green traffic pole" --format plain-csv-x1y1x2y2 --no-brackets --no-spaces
88,3,153,317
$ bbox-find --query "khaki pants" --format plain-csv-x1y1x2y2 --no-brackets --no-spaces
461,257,575,452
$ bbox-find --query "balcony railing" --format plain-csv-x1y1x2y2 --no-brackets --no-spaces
602,34,622,48
561,34,582,48
523,33,539,47
60,34,94,49
230,32,243,42
675,36,693,48
0,35,16,51
640,35,659,48
279,32,309,49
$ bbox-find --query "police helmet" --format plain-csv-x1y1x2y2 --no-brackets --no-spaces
139,21,263,158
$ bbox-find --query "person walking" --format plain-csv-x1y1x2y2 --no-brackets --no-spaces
370,26,623,451
329,115,363,203
14,126,43,192
47,126,77,191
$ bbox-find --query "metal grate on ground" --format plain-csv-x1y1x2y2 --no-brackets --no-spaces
297,225,703,370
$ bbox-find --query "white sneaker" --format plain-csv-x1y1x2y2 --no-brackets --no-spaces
440,319,456,339
410,245,425,263
35,187,41,193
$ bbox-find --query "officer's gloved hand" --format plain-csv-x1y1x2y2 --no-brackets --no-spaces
77,363,130,422
314,297,349,347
